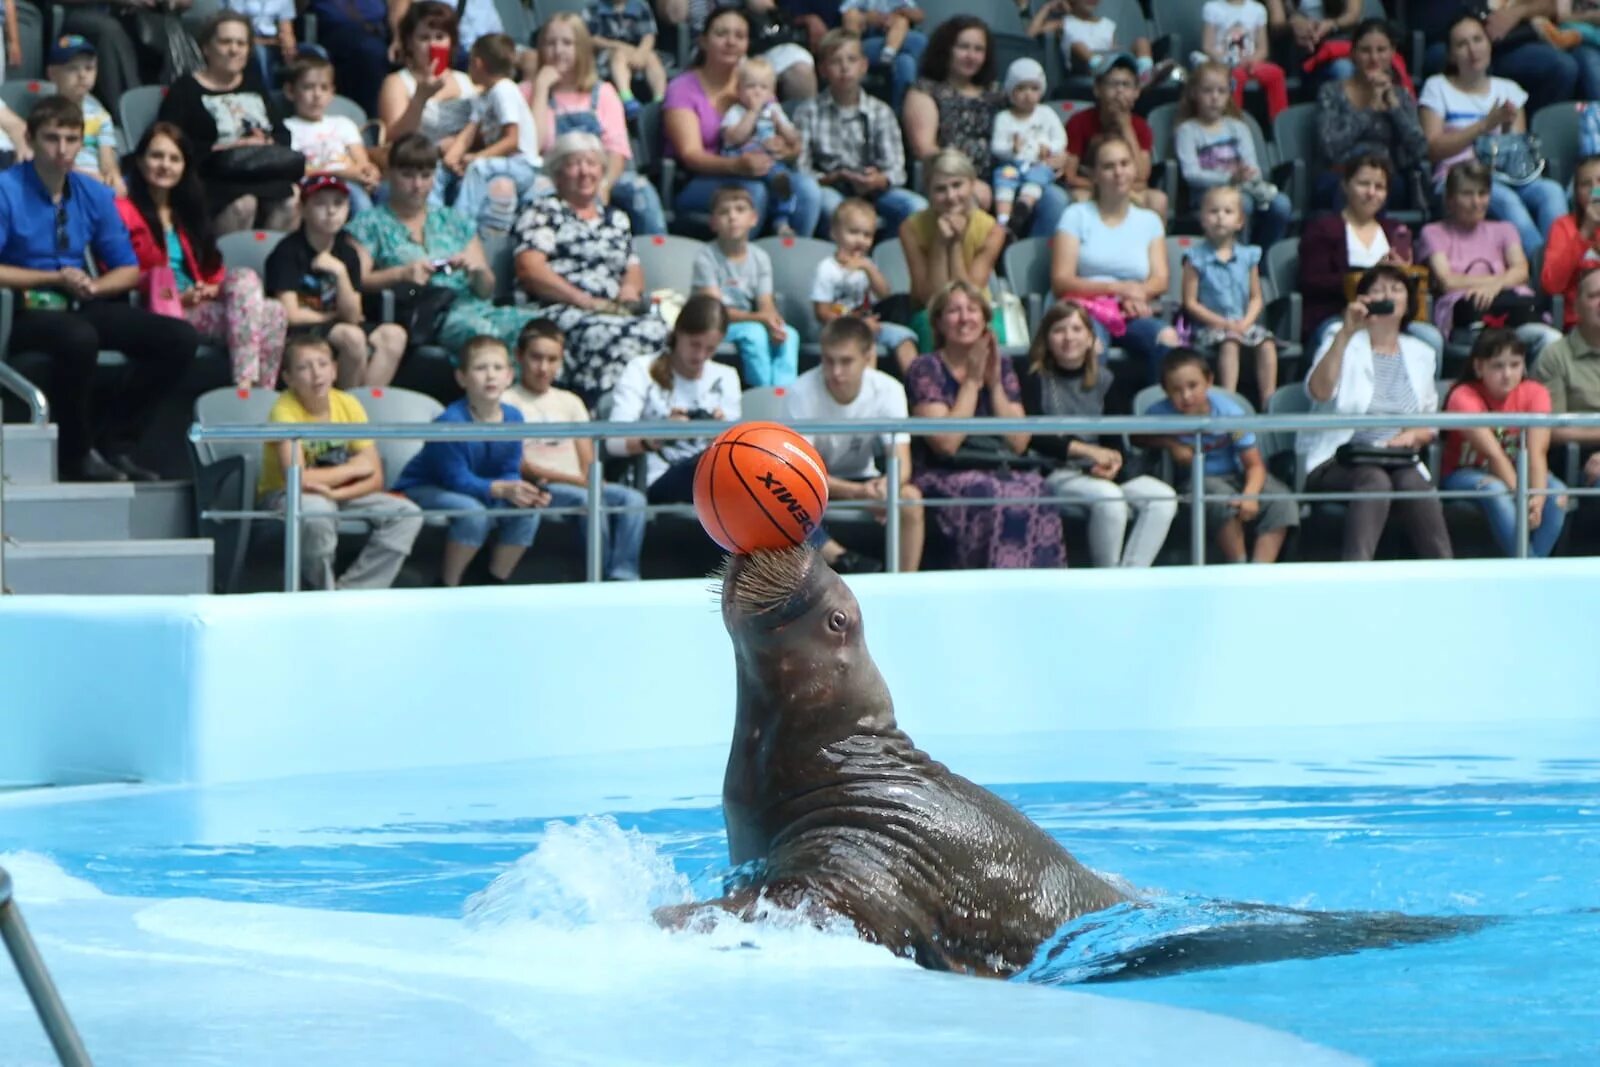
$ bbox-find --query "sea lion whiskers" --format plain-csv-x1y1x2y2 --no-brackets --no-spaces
714,546,816,616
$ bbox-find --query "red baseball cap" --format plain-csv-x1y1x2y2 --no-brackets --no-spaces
300,173,350,199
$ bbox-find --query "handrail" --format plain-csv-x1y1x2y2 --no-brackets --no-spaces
0,865,93,1066
188,410,1597,586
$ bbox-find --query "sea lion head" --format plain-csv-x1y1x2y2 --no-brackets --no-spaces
713,546,895,735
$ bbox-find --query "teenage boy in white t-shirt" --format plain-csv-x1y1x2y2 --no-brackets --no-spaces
447,33,544,237
785,315,924,573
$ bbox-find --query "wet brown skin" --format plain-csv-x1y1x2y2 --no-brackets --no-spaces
654,546,1128,978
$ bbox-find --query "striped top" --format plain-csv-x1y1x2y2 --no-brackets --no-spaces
1351,349,1418,446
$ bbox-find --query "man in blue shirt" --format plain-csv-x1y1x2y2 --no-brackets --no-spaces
0,95,198,481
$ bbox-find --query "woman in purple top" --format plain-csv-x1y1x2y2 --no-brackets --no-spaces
661,6,822,236
905,280,1065,570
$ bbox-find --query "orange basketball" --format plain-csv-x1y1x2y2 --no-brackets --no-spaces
694,421,831,554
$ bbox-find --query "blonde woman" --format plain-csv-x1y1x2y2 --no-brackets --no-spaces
525,12,666,234
898,149,1007,351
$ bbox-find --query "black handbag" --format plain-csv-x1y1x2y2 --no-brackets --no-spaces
382,284,456,348
1335,443,1420,469
207,144,306,185
932,433,1056,473
1451,289,1542,332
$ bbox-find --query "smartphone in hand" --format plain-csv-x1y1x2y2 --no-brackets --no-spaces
429,42,450,78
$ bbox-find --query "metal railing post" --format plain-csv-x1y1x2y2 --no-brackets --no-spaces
1515,443,1531,560
585,438,604,583
884,450,902,574
1190,432,1206,566
283,462,303,593
0,866,94,1066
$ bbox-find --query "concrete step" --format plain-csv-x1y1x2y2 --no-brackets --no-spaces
3,539,213,595
2,424,58,485
2,482,134,541
131,481,196,540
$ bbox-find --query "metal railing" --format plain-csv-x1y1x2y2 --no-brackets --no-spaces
189,410,1600,590
0,864,93,1065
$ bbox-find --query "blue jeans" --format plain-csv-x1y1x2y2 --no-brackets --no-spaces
1572,43,1600,101
543,481,646,580
993,162,1056,203
1441,469,1566,558
817,184,928,238
1493,40,1578,116
1029,183,1069,238
725,319,800,386
1243,188,1291,249
861,30,926,110
675,171,823,237
403,485,539,548
612,171,667,235
877,321,918,360
1089,315,1174,383
451,156,542,232
1486,178,1567,259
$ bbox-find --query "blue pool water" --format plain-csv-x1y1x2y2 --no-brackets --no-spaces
3,724,1597,1066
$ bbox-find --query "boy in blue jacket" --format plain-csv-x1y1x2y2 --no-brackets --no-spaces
395,335,549,585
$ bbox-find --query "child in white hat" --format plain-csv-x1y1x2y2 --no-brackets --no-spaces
990,57,1068,239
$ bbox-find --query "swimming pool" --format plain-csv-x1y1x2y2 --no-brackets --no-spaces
2,562,1598,1063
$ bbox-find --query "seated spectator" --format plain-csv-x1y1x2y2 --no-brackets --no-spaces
46,36,123,198
990,58,1068,241
1022,302,1177,569
792,29,926,238
1298,154,1443,355
395,335,545,586
257,334,424,590
348,134,541,361
1414,1,1579,116
584,0,668,117
1140,347,1296,564
1539,155,1600,333
903,17,1005,209
812,197,920,375
377,2,478,196
1418,161,1561,357
1532,266,1600,487
1176,61,1291,249
720,56,803,237
906,280,1065,570
284,54,383,217
117,122,288,389
1199,0,1289,120
0,96,196,482
313,0,395,117
1313,18,1428,214
839,0,926,110
786,315,924,573
446,33,544,238
512,131,671,406
1029,0,1164,85
1052,133,1182,383
1182,185,1278,411
663,7,822,237
504,319,646,581
268,174,409,388
692,185,798,387
1063,53,1170,219
1299,264,1453,562
1418,14,1566,261
1265,0,1358,89
899,149,1008,352
159,12,300,234
606,293,743,505
525,13,667,236
1442,329,1567,557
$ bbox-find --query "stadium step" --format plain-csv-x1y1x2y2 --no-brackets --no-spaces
3,482,136,542
130,481,196,541
3,539,213,595
2,424,58,485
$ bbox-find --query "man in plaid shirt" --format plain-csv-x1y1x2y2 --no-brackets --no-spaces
793,29,927,238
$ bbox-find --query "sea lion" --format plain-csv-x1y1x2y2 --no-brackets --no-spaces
654,545,1129,977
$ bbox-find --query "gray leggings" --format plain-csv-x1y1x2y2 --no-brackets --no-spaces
1305,460,1453,562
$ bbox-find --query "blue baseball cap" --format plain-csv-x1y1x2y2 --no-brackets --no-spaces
48,35,96,67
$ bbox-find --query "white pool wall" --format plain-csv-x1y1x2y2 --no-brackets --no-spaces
2,558,1596,787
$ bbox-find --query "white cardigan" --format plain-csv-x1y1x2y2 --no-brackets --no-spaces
1296,329,1439,477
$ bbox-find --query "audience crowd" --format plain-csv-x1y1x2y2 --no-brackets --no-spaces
3,0,1599,584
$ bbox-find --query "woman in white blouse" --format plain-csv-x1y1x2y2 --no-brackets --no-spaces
607,294,743,505
1299,264,1453,562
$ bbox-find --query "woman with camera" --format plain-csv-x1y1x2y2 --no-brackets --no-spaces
1297,263,1453,562
513,131,671,409
607,293,743,507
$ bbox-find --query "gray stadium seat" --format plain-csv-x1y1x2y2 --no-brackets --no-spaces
0,79,55,119
217,230,287,278
1002,236,1054,332
634,233,704,296
871,237,912,296
755,234,836,354
190,385,282,593
346,385,444,491
118,85,168,157
740,385,790,423
1531,102,1584,189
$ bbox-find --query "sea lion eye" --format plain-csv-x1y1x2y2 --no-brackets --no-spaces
828,610,848,633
